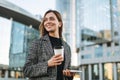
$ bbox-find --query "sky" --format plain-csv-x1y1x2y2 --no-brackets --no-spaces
7,0,56,16
0,0,56,65
0,17,12,65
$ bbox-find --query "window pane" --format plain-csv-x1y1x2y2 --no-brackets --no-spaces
92,64,99,80
103,63,114,80
117,63,120,80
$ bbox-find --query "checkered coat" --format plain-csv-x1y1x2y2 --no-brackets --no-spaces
23,34,73,80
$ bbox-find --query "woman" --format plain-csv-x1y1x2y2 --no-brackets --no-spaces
23,10,74,80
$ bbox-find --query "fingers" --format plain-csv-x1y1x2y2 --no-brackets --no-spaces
63,69,75,77
63,69,71,76
53,54,61,58
54,57,64,63
48,54,63,67
53,54,63,60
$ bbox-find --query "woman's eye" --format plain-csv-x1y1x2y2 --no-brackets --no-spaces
44,19,46,22
50,17,55,20
43,18,47,22
43,17,55,22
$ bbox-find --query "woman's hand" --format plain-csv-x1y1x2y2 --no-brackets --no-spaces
63,69,75,77
48,54,63,67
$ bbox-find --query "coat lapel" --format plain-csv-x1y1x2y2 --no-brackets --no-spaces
42,35,54,58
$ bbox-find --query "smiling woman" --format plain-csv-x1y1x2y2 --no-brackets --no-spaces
0,17,12,65
23,10,74,80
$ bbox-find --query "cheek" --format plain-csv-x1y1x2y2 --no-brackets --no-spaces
43,22,46,26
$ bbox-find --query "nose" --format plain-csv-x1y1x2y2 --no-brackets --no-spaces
46,22,51,26
45,19,52,25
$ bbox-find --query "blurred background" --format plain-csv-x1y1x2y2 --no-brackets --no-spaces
0,0,120,80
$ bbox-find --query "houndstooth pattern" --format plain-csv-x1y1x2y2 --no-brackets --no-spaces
23,34,72,80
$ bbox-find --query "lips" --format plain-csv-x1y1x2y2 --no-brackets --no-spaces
46,26,52,29
46,24,52,28
45,23,55,27
47,23,54,26
45,24,53,30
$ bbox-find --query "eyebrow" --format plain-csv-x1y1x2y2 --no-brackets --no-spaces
44,16,55,20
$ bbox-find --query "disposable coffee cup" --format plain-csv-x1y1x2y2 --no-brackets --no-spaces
54,46,64,58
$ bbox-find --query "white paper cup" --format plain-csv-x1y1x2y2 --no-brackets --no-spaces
54,46,64,58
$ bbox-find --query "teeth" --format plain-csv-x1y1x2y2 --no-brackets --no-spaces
47,23,52,26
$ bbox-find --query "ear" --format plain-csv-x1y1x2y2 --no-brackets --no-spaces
59,22,62,27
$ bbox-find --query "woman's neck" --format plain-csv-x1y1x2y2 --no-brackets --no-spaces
49,32,59,38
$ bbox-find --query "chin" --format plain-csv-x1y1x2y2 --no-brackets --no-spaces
46,29,54,32
48,30,54,33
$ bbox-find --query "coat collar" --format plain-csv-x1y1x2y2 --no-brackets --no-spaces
41,34,50,41
41,34,54,57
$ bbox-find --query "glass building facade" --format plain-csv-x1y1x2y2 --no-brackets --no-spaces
78,0,112,47
92,64,99,80
117,63,120,80
103,63,114,80
0,17,39,79
0,0,40,79
9,21,39,69
84,65,89,80
79,0,120,80
56,0,120,80
9,20,39,78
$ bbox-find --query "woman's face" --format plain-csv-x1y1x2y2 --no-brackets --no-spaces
43,12,61,33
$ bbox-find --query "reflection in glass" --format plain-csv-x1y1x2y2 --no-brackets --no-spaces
0,70,1,78
117,63,120,80
10,71,15,78
11,21,25,54
80,0,111,46
92,64,99,80
95,45,103,58
81,54,91,59
0,70,5,78
103,63,114,80
84,65,89,80
9,21,39,68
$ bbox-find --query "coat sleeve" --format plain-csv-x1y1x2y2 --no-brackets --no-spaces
23,40,48,78
65,44,74,80
68,46,72,69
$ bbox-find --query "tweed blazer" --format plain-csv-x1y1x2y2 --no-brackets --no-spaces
23,34,72,80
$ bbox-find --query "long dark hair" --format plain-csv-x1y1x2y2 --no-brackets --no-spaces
39,10,63,37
